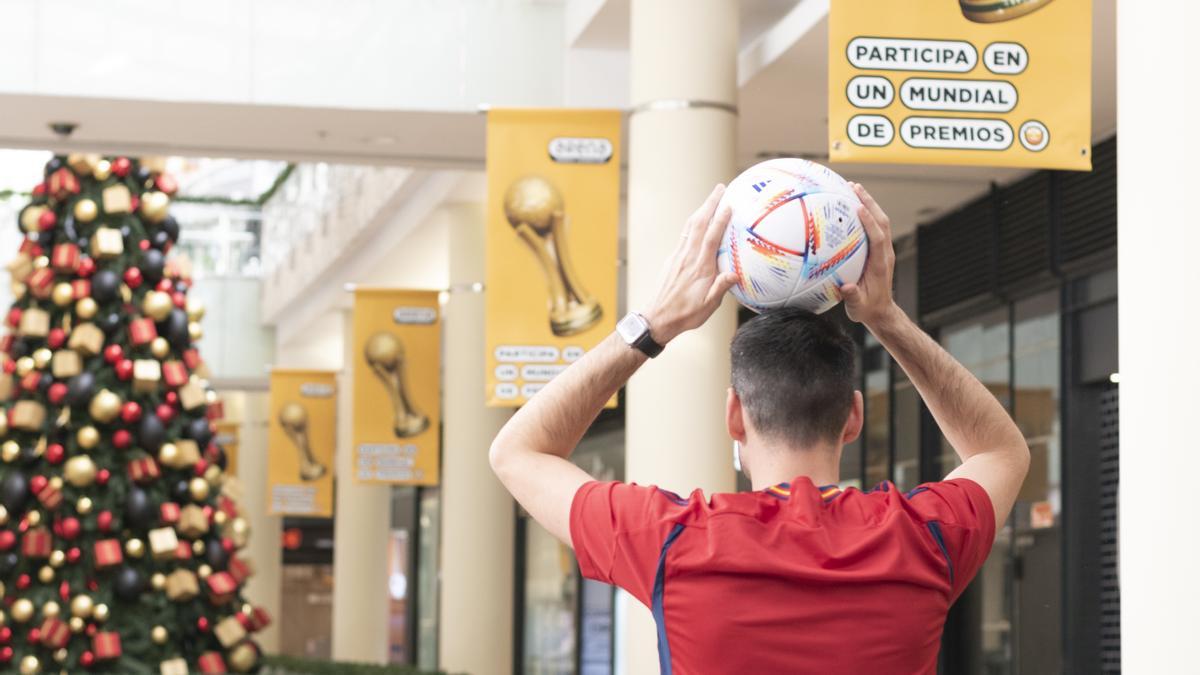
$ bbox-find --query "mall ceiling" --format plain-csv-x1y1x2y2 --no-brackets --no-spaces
0,0,1114,237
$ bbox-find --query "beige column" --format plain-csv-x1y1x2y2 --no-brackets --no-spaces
331,310,393,662
437,202,514,674
234,390,282,653
624,1,740,672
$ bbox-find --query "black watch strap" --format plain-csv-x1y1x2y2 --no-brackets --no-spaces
632,328,665,358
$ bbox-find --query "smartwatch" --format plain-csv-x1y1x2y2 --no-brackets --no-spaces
616,312,664,358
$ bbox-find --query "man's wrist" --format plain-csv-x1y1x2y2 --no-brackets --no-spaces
863,303,908,340
640,308,679,346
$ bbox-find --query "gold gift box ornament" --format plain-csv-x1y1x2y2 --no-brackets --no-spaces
277,402,328,481
959,0,1056,23
504,176,602,337
364,332,429,439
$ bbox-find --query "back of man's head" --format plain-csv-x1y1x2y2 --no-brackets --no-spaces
730,308,856,447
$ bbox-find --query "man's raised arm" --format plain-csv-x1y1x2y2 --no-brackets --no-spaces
840,184,1030,531
489,185,738,546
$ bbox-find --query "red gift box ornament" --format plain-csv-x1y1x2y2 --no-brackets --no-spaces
48,168,80,201
227,556,254,584
198,651,227,674
160,502,181,525
92,631,122,660
92,539,124,569
183,348,202,371
51,243,81,273
127,457,161,484
26,268,54,298
249,605,272,632
129,318,158,346
35,480,63,510
205,571,238,605
162,361,188,388
21,527,52,558
71,278,91,300
39,617,69,648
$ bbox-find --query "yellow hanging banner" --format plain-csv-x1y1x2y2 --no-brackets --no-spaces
352,288,441,485
829,0,1092,170
267,370,336,516
485,108,621,407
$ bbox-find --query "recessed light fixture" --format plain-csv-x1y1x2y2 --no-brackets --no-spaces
1109,373,1120,384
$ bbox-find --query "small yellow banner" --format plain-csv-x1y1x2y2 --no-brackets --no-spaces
829,0,1092,170
352,289,440,485
485,108,621,407
267,370,336,516
214,421,240,480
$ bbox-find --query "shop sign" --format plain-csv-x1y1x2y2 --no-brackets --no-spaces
485,108,621,407
829,0,1092,170
268,370,337,515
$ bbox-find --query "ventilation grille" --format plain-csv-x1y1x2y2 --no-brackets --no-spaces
1058,138,1117,267
917,194,996,315
998,172,1053,286
1098,384,1120,673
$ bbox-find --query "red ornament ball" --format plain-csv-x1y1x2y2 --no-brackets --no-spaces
67,548,81,564
221,538,236,553
47,383,68,406
97,511,113,532
6,308,22,327
165,391,179,406
112,430,132,449
156,174,178,195
45,443,65,464
0,361,11,375
96,469,110,486
0,647,10,663
156,279,173,293
47,328,66,349
104,343,124,364
0,627,10,643
59,580,70,601
86,622,98,636
87,579,99,592
156,404,175,422
172,291,186,308
30,475,47,494
37,210,57,231
77,257,96,278
79,651,95,668
31,183,45,197
0,531,15,551
197,616,210,632
123,267,143,289
120,401,142,423
139,239,151,251
60,517,81,540
27,628,40,643
15,574,30,590
194,459,208,476
112,157,131,177
115,359,134,381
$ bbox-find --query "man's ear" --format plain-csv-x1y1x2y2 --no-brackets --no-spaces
841,390,864,445
726,387,747,443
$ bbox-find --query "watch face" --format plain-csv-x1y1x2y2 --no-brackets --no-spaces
616,313,647,344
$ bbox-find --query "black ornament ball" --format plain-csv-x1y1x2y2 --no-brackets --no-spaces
171,479,191,503
185,418,213,448
0,472,29,512
8,340,29,360
44,157,64,176
65,372,96,407
99,312,122,335
37,230,54,249
160,216,180,243
138,414,165,453
114,565,145,600
205,538,228,569
61,214,78,242
37,373,54,393
0,552,18,576
119,224,132,238
125,488,157,529
164,309,189,349
20,446,40,466
151,230,171,251
140,249,165,281
135,166,153,184
76,237,89,250
91,269,121,303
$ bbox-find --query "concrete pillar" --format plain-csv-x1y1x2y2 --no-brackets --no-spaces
438,203,514,674
235,390,282,653
624,1,740,672
1118,2,1200,670
331,310,392,662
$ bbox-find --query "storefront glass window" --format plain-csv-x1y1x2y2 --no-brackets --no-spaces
416,488,441,671
523,524,579,674
864,337,890,488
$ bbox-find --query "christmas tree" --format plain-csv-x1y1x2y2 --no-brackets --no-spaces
0,154,266,673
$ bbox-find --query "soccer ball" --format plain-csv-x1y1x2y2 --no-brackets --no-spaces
716,158,868,314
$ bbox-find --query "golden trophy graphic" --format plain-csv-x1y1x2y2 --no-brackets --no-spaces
277,403,328,481
504,176,603,337
959,0,1056,22
364,331,429,438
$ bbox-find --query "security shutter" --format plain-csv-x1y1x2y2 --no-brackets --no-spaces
1057,138,1117,269
998,172,1053,288
1098,384,1121,673
917,194,997,317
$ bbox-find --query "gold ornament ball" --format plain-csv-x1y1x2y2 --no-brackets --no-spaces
48,477,62,491
0,415,7,438
0,505,7,526
0,580,4,599
213,511,228,526
69,594,94,619
37,566,54,584
192,539,206,555
20,205,46,233
151,625,168,644
197,564,212,579
142,291,173,321
11,598,34,622
18,654,39,675
125,538,145,558
229,642,258,672
68,617,84,633
2,441,21,463
204,464,222,485
188,321,203,341
140,190,170,223
205,389,218,404
75,496,93,515
53,648,67,663
26,511,41,527
121,284,132,304
186,298,206,321
151,337,170,359
42,601,60,618
11,282,26,300
15,356,34,376
49,550,65,568
93,160,112,181
64,456,97,487
189,477,210,501
74,199,98,223
88,389,122,423
151,573,166,590
158,443,179,467
52,283,74,308
33,256,49,270
75,297,98,320
76,426,100,449
32,348,52,369
92,603,109,623
231,517,250,537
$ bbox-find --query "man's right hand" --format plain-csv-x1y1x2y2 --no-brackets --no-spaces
839,183,899,328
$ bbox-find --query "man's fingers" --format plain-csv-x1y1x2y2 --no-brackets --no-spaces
698,204,732,261
858,205,886,250
704,272,740,307
839,282,861,304
852,183,891,235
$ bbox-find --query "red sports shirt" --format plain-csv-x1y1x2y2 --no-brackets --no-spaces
570,477,994,674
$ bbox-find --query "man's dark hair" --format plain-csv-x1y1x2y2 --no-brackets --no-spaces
730,308,857,446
